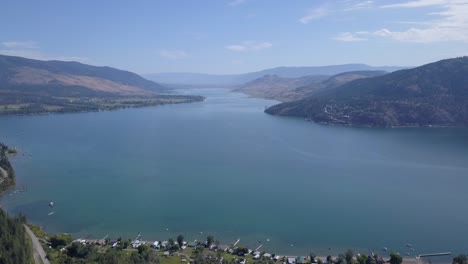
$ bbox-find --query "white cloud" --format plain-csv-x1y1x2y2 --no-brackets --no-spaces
299,7,328,24
381,0,448,8
225,41,272,52
2,41,38,49
159,49,189,59
344,1,375,11
334,32,368,42
0,49,87,62
228,0,246,6
336,0,468,43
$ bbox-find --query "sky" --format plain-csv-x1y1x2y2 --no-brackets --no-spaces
1,0,468,74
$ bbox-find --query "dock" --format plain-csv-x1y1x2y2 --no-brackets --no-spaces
417,252,451,258
232,239,240,247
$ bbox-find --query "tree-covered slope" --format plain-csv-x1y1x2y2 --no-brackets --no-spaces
266,57,468,127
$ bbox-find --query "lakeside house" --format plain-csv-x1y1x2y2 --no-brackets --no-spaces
218,244,230,252
288,257,296,264
263,253,272,259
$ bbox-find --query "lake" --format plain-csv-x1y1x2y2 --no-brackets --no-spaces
1,88,468,257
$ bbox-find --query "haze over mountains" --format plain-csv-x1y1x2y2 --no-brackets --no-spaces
266,57,468,127
145,64,407,86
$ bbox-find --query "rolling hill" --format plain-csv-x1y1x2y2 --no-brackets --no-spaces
236,71,386,102
0,54,166,96
265,57,468,127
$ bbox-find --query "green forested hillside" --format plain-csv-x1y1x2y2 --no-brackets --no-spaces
266,57,468,127
0,211,33,264
0,143,33,264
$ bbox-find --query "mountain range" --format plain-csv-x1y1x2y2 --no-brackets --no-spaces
0,55,202,115
145,64,406,86
235,71,386,102
266,57,468,127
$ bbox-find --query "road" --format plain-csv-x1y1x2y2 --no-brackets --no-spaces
24,224,50,264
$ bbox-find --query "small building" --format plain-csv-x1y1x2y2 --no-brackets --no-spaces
253,254,260,260
288,257,296,264
187,241,197,247
163,251,170,256
274,255,280,261
264,253,272,258
218,245,230,252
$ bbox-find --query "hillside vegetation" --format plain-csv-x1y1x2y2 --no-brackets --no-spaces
266,57,468,127
0,143,33,264
237,71,385,102
0,55,203,115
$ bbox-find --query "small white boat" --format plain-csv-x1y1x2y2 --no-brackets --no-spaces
48,212,55,216
266,239,270,242
49,201,54,208
383,247,388,251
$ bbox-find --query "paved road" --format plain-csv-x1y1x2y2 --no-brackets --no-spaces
24,224,50,264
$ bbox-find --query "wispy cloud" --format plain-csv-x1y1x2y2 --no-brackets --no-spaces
299,7,328,24
344,0,375,11
2,41,38,49
381,0,448,8
0,40,87,62
159,49,189,59
225,41,272,52
0,49,87,62
228,0,246,6
335,0,468,43
334,32,368,42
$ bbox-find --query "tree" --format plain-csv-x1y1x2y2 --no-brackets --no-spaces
453,255,468,264
49,233,72,249
356,254,368,264
326,256,332,264
310,252,317,263
168,238,175,246
345,249,354,264
207,235,214,246
389,252,402,264
177,235,184,247
317,258,323,264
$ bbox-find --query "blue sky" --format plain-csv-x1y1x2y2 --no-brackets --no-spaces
1,0,468,74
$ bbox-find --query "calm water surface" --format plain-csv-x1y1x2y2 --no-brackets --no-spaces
1,88,468,256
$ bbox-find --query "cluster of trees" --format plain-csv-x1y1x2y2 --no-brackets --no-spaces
453,254,468,264
309,250,402,264
0,142,15,191
0,210,33,264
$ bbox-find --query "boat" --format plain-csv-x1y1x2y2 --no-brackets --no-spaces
48,212,55,216
406,244,413,248
383,247,388,251
266,239,270,242
49,201,54,208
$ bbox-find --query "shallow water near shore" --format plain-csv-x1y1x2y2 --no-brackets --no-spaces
1,88,468,257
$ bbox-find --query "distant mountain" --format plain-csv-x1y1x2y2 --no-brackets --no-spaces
266,57,468,127
0,54,167,97
145,64,407,86
236,71,386,102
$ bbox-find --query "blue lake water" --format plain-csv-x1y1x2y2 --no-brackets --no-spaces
1,88,468,257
